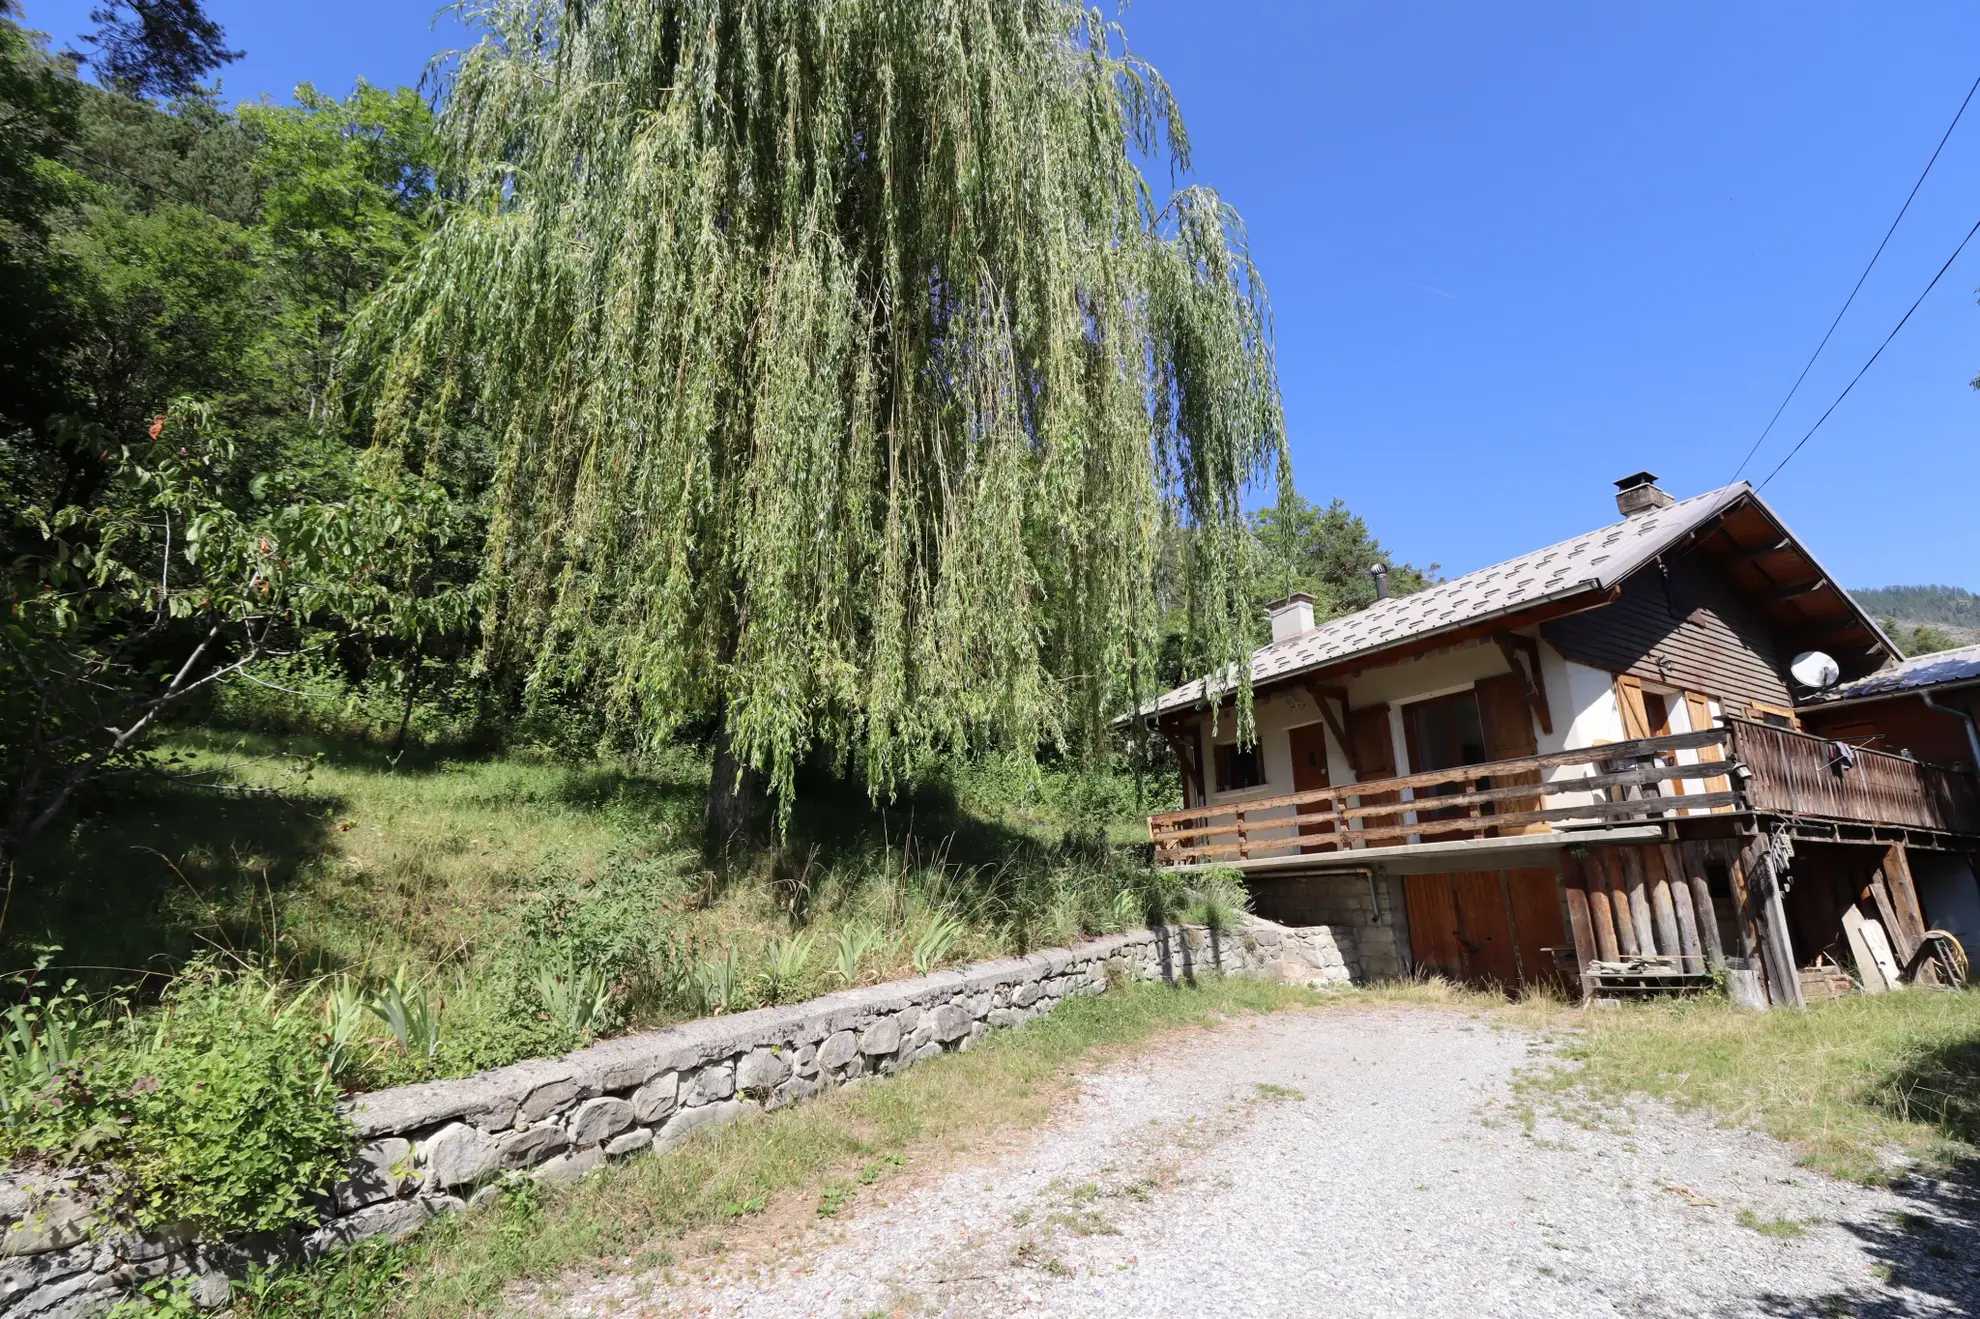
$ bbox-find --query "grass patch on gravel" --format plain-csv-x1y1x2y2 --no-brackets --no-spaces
182,976,1317,1319
1530,989,1980,1183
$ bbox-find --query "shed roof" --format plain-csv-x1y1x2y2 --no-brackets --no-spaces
1145,480,1895,719
1804,643,1980,705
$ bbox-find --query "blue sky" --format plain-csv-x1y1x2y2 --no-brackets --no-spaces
21,1,1980,591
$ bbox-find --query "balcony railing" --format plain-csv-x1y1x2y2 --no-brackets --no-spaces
1147,719,1980,868
1728,719,1980,832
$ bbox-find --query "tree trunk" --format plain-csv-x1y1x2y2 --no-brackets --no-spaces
703,719,762,854
390,649,421,756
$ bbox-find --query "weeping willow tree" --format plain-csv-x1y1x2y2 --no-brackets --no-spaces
347,0,1287,838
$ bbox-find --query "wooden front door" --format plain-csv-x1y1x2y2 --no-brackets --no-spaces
1346,705,1398,841
1288,722,1335,852
1404,866,1569,993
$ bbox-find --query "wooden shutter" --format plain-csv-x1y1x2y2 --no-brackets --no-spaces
1476,673,1545,834
1614,674,1652,741
1683,692,1732,802
1346,705,1399,839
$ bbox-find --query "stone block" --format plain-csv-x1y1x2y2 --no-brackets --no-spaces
894,1006,921,1035
568,1096,636,1147
517,1078,583,1124
684,1061,735,1106
735,1047,790,1095
13,1267,115,1319
986,1008,1025,1030
333,1138,412,1212
0,1189,94,1258
496,1125,568,1170
770,1076,818,1109
656,1099,746,1151
632,1071,680,1123
420,1123,500,1190
858,1017,900,1056
929,1003,971,1042
0,1245,95,1307
533,1146,606,1189
305,1198,434,1257
1010,981,1043,1009
605,1128,653,1158
816,1030,858,1072
794,1043,817,1076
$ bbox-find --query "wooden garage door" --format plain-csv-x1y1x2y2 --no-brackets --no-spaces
1404,866,1568,992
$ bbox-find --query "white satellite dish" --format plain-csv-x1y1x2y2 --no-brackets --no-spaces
1790,650,1841,690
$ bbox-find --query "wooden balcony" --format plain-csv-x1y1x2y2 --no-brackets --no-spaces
1147,719,1980,869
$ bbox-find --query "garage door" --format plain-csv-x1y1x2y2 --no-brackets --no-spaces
1403,867,1569,992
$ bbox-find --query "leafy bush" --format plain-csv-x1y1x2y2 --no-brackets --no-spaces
1,962,351,1235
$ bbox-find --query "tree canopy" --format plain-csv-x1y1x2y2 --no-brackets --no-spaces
350,0,1289,822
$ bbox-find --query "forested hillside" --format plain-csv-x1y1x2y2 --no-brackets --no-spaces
1852,585,1980,657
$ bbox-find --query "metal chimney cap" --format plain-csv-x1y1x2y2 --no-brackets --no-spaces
1614,471,1660,492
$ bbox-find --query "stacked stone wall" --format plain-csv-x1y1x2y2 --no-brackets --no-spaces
0,918,1356,1318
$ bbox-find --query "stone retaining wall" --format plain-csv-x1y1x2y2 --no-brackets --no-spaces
0,918,1356,1318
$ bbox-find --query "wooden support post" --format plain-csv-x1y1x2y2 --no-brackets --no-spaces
1609,847,1647,956
1591,849,1637,957
1734,834,1803,1009
1676,841,1726,971
1661,846,1704,972
1633,846,1683,959
1305,684,1360,778
1585,859,1620,962
1560,850,1599,974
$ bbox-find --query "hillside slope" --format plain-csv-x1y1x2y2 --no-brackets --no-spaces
1851,585,1980,657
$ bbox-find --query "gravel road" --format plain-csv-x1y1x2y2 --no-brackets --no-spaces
540,1006,1980,1319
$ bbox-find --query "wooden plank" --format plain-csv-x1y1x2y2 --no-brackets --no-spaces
1614,675,1653,741
1880,843,1929,954
1560,850,1598,971
1745,836,1804,1009
1662,845,1705,971
1866,872,1910,965
1842,906,1890,993
1683,692,1733,801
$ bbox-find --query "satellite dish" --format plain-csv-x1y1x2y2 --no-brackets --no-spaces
1790,650,1841,690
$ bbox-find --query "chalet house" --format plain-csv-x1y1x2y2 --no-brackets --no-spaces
1141,473,1980,1007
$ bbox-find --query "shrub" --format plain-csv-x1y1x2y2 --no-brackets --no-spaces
2,962,351,1235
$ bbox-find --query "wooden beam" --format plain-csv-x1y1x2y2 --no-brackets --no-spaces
1491,630,1554,735
1724,536,1791,566
1771,577,1830,601
1302,682,1360,777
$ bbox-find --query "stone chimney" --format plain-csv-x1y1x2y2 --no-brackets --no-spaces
1266,592,1316,643
1614,471,1674,518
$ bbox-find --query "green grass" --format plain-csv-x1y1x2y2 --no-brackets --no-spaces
1736,1208,1813,1239
8,719,1177,1081
1529,989,1980,1182
182,976,1315,1319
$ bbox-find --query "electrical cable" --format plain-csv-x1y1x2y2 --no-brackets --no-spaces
1755,212,1980,492
1731,69,1980,482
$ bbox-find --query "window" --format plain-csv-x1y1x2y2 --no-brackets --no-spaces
1401,690,1488,820
1213,742,1267,792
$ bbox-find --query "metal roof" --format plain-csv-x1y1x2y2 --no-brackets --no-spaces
1804,643,1980,705
1147,483,1756,717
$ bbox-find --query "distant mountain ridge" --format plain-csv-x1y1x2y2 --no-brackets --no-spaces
1850,585,1980,658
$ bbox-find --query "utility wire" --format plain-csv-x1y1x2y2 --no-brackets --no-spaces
1755,212,1980,492
1731,69,1980,482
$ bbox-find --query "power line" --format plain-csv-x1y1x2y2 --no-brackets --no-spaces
1731,68,1980,482
1755,212,1980,492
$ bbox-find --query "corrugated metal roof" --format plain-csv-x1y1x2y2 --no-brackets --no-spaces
1805,643,1980,703
1147,482,1755,716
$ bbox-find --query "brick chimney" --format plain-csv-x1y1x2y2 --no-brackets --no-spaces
1266,592,1316,643
1614,471,1674,518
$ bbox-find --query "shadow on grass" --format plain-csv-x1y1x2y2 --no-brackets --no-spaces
5,773,342,992
1738,1023,1980,1318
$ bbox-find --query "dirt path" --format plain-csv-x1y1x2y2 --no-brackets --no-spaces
536,1006,1980,1319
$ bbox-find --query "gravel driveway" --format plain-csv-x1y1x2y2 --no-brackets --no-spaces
541,1005,1980,1319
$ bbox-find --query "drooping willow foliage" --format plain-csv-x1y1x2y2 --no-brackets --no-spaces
346,0,1287,814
